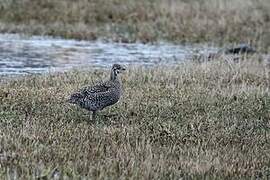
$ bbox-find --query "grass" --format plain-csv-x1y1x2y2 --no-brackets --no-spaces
0,0,269,50
0,58,270,179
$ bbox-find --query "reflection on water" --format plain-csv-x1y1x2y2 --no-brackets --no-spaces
0,34,218,75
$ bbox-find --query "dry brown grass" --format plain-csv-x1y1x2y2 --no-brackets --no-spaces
0,58,270,179
0,0,269,50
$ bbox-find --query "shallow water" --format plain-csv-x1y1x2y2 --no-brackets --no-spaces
0,34,218,75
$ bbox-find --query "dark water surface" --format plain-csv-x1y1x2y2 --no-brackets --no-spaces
0,34,218,75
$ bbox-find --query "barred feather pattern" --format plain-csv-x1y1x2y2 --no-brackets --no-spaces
68,79,122,111
68,64,125,120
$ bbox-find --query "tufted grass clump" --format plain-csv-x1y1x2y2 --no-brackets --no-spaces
0,59,270,179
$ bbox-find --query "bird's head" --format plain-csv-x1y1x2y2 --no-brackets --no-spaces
111,64,126,80
112,64,126,74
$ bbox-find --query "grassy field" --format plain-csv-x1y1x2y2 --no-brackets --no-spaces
0,58,270,179
0,0,269,50
0,0,269,179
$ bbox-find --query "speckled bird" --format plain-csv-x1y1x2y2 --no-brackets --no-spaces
67,64,126,120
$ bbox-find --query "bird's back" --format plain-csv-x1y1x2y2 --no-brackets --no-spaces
68,79,122,111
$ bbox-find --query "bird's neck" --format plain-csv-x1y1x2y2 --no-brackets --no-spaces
110,71,118,81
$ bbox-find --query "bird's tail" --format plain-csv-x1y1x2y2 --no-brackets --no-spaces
66,92,83,104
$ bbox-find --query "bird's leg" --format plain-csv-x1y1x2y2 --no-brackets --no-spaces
92,111,97,120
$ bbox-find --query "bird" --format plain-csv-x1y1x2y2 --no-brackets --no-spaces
67,64,126,120
223,44,256,54
194,44,257,62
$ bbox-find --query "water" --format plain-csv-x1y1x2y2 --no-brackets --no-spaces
0,34,218,75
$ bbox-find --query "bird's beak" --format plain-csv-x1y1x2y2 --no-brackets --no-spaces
121,67,126,71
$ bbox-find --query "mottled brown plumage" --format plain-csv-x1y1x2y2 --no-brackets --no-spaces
68,64,126,120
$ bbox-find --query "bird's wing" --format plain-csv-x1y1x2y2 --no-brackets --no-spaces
79,81,113,95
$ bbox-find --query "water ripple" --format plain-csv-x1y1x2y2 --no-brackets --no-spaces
0,34,218,75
